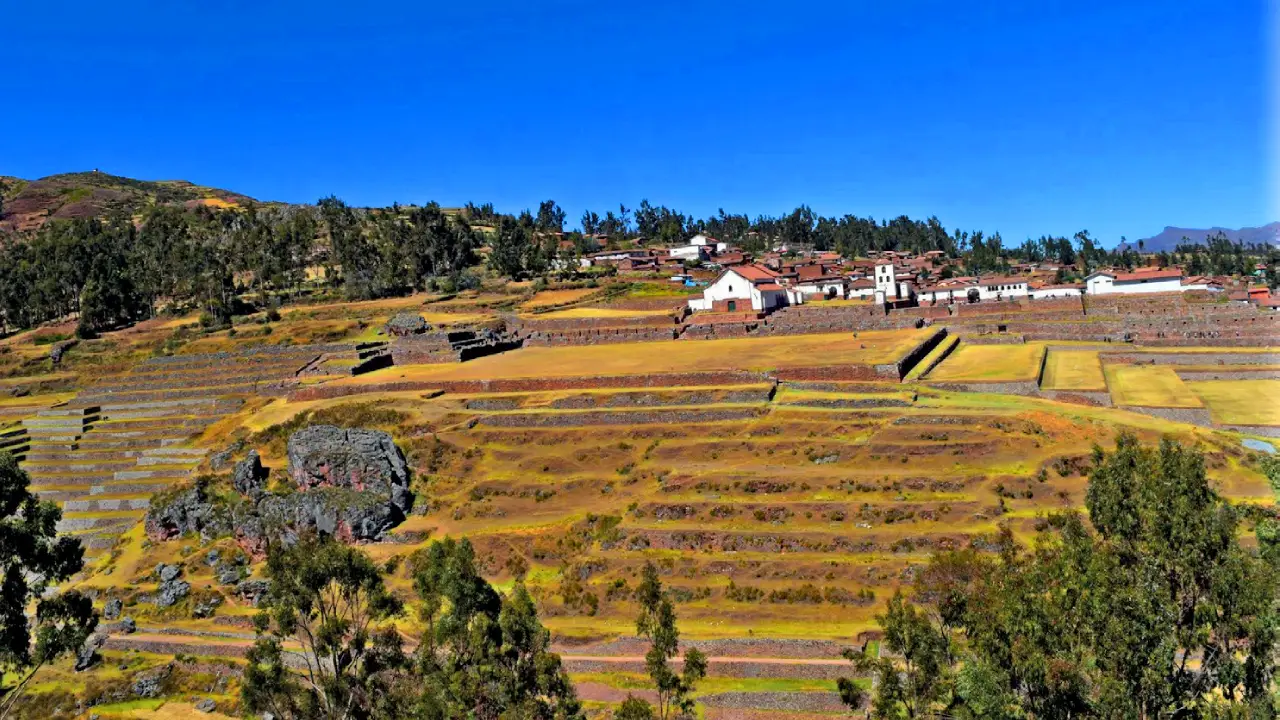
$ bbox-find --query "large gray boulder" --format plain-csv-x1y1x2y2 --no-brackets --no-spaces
385,313,429,336
233,450,268,498
149,564,190,609
236,488,405,555
143,483,230,542
286,426,411,513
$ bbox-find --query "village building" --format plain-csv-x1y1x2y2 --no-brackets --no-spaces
667,244,710,261
1029,283,1084,299
847,277,877,299
1084,268,1186,295
688,233,729,253
974,276,1030,300
709,251,747,267
792,264,848,300
687,264,798,313
1181,275,1223,292
873,261,915,303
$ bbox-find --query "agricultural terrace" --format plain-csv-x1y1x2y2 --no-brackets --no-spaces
1104,365,1203,408
1041,350,1107,391
520,288,600,309
90,386,1274,656
926,342,1045,383
1,283,1276,718
334,328,932,383
1185,380,1280,426
523,307,677,319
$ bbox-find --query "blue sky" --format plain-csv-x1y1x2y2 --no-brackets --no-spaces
1,0,1269,244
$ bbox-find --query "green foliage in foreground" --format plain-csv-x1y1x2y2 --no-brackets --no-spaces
843,432,1280,718
242,534,581,720
0,452,97,719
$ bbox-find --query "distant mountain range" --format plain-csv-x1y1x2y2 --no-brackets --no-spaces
1122,223,1280,252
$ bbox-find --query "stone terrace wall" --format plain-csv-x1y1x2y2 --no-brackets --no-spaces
288,370,777,401
525,326,679,346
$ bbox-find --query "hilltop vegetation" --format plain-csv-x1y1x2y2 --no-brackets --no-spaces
2,171,1276,342
0,171,254,233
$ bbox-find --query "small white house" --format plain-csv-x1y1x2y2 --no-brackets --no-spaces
668,245,710,261
1181,276,1223,293
688,233,729,253
974,276,1030,301
917,285,966,304
687,265,797,313
847,278,877,299
1085,269,1184,295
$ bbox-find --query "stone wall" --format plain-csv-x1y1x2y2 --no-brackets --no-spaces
288,370,776,401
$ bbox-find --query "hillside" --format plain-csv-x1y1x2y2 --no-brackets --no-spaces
1125,222,1280,252
0,170,258,232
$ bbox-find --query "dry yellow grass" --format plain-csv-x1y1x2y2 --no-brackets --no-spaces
1041,350,1106,391
927,343,1044,383
1185,380,1280,425
524,307,674,319
521,288,597,309
1105,365,1203,408
336,328,930,383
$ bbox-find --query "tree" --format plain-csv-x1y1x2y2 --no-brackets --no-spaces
410,537,583,719
631,562,706,720
614,695,656,719
1074,230,1098,274
535,200,566,233
840,592,955,718
0,451,97,719
242,534,405,720
873,433,1280,719
489,216,537,279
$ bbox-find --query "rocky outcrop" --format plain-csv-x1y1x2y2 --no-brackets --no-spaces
233,450,267,498
143,482,231,542
148,564,191,609
226,426,414,555
146,425,414,556
286,426,412,514
385,313,430,336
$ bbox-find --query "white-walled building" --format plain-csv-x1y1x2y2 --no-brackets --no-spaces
847,278,877,299
688,233,729,253
974,276,1030,300
1029,284,1084,299
687,265,799,313
1180,276,1223,293
874,261,898,298
668,244,710,261
1085,269,1184,295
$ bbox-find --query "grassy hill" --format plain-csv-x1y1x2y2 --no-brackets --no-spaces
0,170,259,232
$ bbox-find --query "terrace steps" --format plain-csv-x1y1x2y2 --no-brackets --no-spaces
14,343,358,549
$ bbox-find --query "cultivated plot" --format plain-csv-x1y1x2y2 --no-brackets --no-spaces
1104,365,1203,408
1040,350,1106,391
337,328,932,382
926,343,1044,383
1185,380,1280,425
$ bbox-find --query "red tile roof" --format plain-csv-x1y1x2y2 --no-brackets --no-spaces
1113,269,1182,282
732,265,781,282
756,283,784,291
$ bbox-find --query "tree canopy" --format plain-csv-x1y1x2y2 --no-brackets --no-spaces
842,433,1279,718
